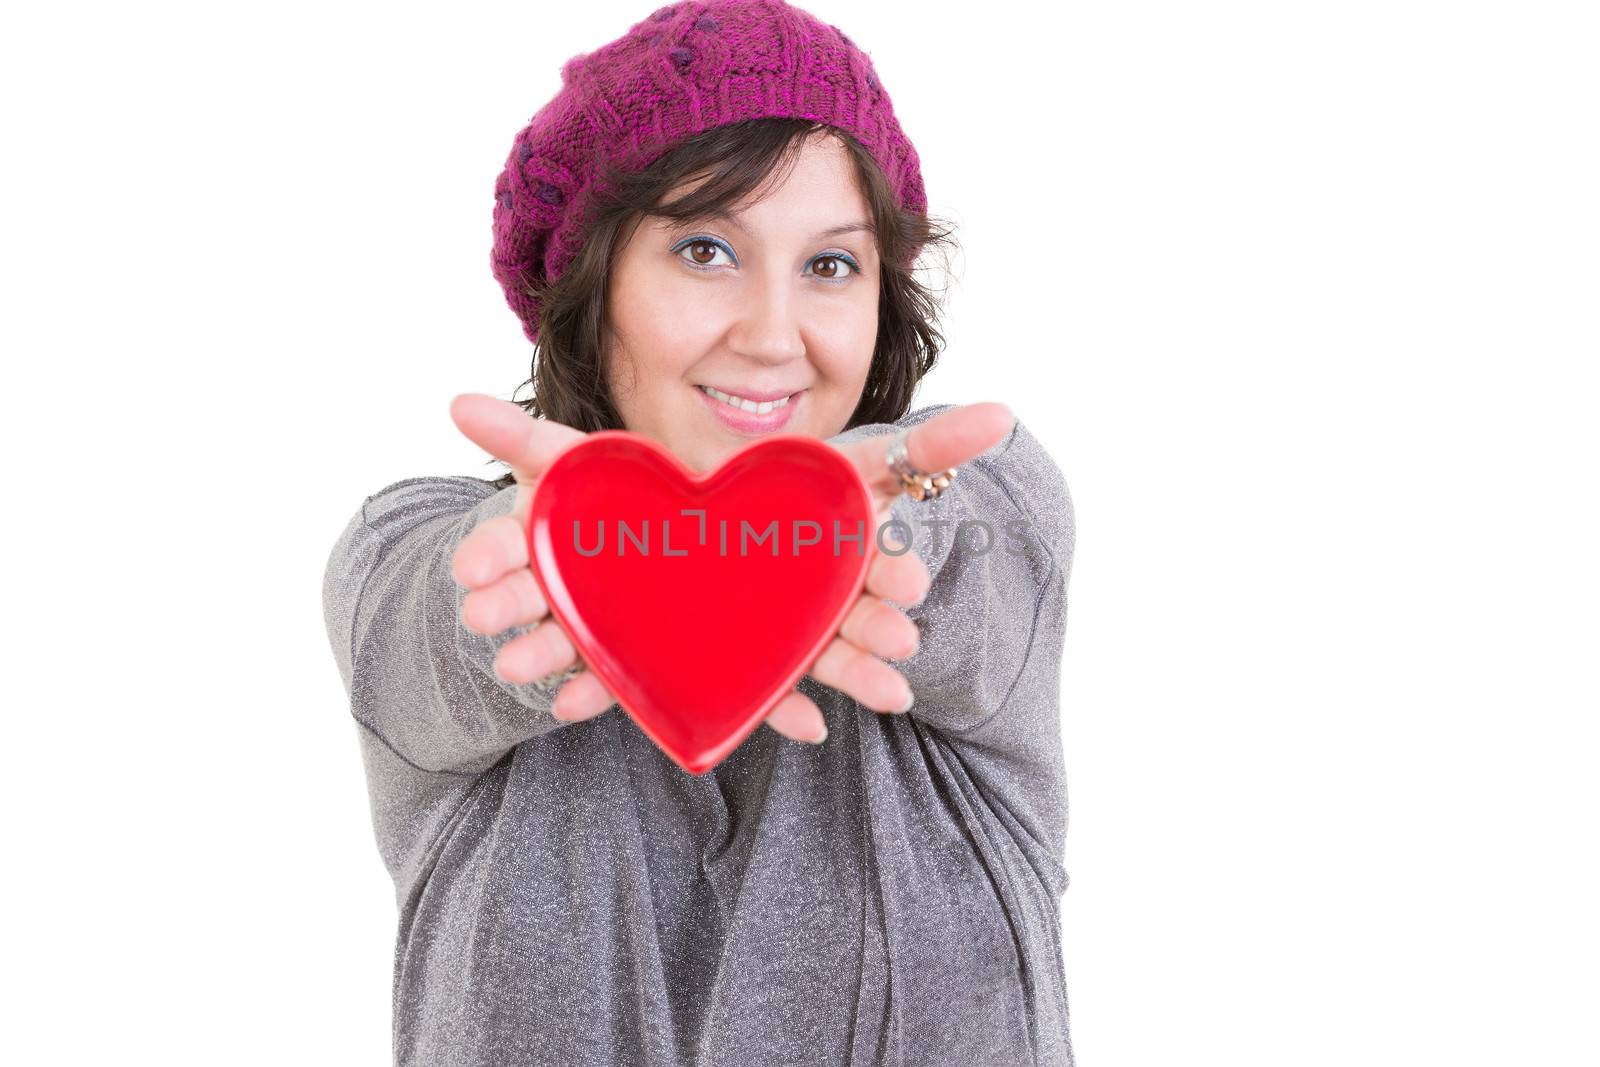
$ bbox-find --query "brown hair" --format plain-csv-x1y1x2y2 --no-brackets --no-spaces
485,116,958,490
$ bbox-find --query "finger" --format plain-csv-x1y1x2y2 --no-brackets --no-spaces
493,618,579,685
452,513,531,588
864,538,930,608
838,594,920,662
461,566,549,635
551,669,620,723
809,635,914,714
448,392,586,496
835,402,1016,504
762,689,829,744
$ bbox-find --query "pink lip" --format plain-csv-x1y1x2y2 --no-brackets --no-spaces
696,385,802,435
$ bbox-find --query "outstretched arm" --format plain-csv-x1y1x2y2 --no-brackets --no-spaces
828,404,1076,754
322,476,570,778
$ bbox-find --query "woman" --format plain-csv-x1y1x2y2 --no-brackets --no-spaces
321,2,1078,1064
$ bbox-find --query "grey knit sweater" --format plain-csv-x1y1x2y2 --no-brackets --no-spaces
320,403,1078,1066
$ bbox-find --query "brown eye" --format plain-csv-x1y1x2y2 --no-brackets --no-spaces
675,238,733,269
810,254,856,280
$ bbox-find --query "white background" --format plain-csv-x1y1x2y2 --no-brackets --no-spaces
3,1,1595,1063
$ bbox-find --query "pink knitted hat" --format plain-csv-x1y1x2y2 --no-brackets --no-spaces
490,0,928,345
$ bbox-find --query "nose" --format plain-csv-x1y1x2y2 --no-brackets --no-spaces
726,265,807,366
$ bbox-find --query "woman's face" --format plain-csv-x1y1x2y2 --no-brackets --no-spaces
604,133,882,473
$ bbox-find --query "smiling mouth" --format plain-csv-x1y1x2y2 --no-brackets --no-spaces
696,384,800,415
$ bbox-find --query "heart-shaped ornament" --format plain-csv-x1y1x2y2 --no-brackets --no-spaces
526,431,878,775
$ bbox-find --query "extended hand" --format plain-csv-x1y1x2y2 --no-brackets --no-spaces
767,402,1016,742
447,395,615,719
446,394,1014,746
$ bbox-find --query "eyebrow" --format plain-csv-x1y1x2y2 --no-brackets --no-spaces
682,210,876,242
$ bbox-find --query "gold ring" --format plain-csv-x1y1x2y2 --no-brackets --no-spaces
530,658,585,693
886,428,957,502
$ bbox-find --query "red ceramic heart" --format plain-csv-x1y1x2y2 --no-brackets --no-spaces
525,431,878,775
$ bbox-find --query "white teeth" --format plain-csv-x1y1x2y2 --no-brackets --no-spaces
699,385,792,415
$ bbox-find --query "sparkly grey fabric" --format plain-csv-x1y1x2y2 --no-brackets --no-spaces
320,404,1077,1066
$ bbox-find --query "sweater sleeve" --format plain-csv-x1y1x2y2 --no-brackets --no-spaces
321,475,573,778
826,405,1076,757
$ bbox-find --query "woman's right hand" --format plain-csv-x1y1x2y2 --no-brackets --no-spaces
447,392,964,746
449,393,616,720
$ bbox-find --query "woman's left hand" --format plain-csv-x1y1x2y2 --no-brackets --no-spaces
512,400,1015,746
760,402,1016,744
